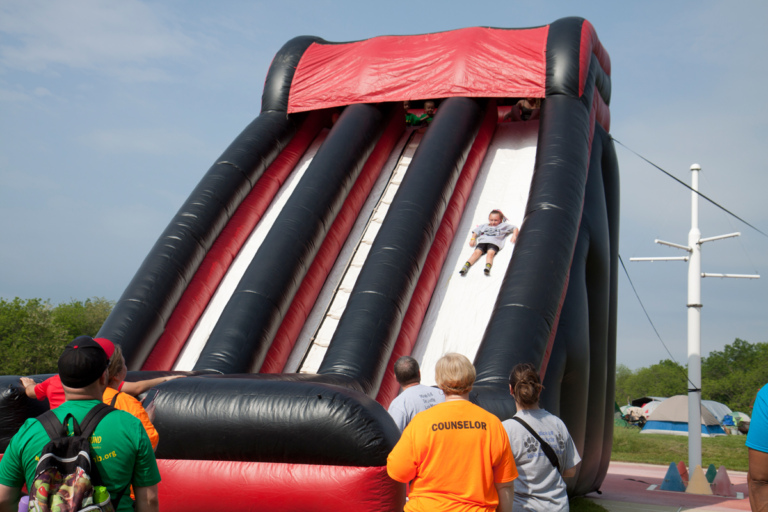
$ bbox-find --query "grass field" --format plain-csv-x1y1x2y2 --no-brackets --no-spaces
611,425,749,471
570,496,609,511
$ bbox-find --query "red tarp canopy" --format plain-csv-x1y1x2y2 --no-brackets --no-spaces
287,26,549,113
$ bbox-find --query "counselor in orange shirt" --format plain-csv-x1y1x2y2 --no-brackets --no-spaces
387,353,517,512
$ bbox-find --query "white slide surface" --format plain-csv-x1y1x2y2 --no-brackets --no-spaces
413,121,538,386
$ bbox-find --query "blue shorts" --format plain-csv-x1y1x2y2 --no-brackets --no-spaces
476,243,500,255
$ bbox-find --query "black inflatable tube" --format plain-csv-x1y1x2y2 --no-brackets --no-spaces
193,103,397,374
594,127,620,491
0,375,50,452
150,375,398,466
318,97,488,396
546,17,611,106
580,129,612,494
97,111,302,369
545,17,583,98
555,126,611,494
261,36,326,113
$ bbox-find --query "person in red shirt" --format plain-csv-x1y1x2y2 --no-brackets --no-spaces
19,337,182,409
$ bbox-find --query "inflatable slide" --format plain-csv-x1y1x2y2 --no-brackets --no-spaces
0,17,618,511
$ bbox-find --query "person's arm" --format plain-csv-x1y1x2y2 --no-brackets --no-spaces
0,484,21,512
510,227,519,244
386,432,418,484
748,448,768,512
133,484,159,512
19,377,38,399
121,375,186,396
470,231,478,247
562,460,581,478
495,480,514,512
507,104,524,122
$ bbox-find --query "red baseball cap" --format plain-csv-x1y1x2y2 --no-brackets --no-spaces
93,337,115,359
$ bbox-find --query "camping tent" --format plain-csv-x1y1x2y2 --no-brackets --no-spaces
702,400,733,424
642,400,664,418
631,396,667,408
614,402,629,427
641,395,726,437
630,396,666,418
732,411,751,424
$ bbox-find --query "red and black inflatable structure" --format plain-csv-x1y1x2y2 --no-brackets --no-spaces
1,17,618,511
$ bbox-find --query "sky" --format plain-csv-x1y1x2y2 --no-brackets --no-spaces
1,0,766,371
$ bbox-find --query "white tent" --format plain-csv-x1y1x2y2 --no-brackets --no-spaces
642,400,664,419
641,395,726,437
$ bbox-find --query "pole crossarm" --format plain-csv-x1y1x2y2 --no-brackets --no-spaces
655,239,691,252
630,257,688,262
700,232,741,244
702,273,760,279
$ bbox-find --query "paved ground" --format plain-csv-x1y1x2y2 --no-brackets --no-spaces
583,461,751,512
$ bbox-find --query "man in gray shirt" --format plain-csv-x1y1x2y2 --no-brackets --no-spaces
388,356,445,432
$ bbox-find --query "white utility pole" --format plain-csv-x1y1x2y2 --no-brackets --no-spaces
630,163,759,470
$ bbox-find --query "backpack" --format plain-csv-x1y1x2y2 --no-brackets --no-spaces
28,403,121,512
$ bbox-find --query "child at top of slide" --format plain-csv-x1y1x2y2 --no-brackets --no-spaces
458,209,519,277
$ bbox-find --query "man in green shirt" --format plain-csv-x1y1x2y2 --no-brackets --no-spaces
0,336,161,512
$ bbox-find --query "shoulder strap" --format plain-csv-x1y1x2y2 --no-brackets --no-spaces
511,416,560,472
36,410,66,440
79,403,116,490
110,392,120,407
79,403,115,439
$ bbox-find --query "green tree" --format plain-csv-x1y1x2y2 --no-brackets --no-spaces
52,297,114,339
614,359,687,404
0,297,114,376
614,364,634,405
0,298,68,375
702,338,768,413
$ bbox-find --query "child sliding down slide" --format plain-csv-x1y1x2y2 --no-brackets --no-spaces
458,209,519,276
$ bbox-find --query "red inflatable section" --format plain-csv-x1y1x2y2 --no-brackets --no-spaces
288,27,548,113
260,109,405,373
141,111,330,371
376,102,498,407
156,459,405,512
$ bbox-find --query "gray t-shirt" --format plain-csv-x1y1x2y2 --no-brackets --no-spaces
473,221,517,250
387,384,445,432
502,409,581,511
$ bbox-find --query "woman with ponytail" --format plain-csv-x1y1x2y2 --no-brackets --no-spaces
503,363,581,511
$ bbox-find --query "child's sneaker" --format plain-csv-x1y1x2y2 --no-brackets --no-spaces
484,264,492,276
459,263,470,276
